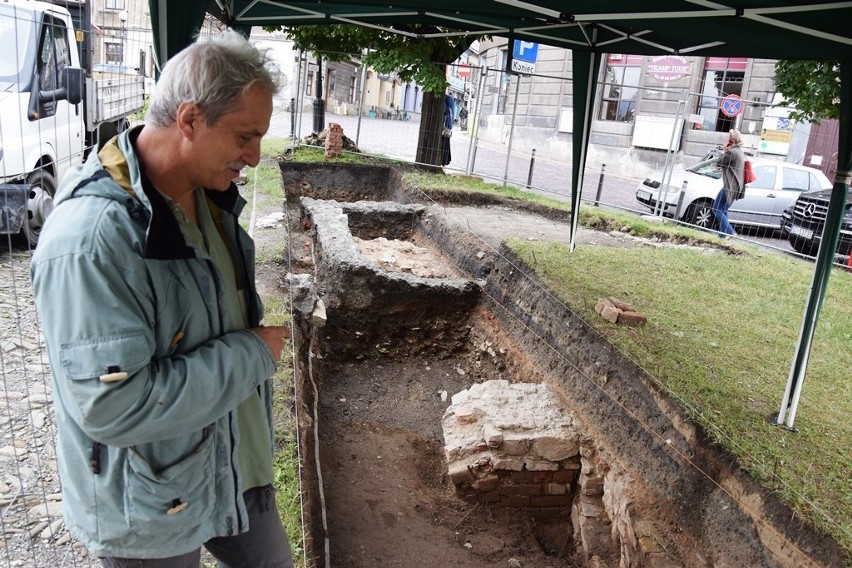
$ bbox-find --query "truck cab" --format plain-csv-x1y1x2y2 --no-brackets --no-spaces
0,0,144,246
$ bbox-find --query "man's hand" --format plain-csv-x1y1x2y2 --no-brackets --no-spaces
252,325,292,362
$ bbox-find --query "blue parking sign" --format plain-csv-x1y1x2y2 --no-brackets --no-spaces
509,39,538,74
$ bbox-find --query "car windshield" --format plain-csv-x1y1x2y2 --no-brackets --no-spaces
0,5,36,91
687,159,722,180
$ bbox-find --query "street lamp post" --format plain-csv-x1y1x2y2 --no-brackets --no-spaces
312,57,325,133
118,10,128,66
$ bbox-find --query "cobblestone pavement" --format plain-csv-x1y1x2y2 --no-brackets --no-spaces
1,244,95,567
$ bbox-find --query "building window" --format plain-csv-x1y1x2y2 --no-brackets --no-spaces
306,71,314,95
105,41,123,64
599,54,641,122
105,0,125,10
328,70,336,99
349,76,356,103
696,57,746,132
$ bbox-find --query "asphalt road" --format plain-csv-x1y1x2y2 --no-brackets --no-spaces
272,109,801,257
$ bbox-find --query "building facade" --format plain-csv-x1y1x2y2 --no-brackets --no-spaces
475,38,807,178
90,0,154,78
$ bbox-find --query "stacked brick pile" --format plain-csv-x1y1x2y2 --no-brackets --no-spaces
442,380,581,520
324,123,344,159
595,296,647,326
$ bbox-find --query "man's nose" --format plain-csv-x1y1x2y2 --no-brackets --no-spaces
243,139,261,167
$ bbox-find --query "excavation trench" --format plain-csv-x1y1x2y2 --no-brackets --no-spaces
281,163,846,568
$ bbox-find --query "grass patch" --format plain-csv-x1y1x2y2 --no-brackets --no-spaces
508,239,852,553
251,142,304,564
266,138,394,166
256,293,304,564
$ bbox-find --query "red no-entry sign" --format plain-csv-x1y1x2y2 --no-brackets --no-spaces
457,64,471,78
720,94,744,117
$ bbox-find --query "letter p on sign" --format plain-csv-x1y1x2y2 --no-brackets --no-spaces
517,41,536,56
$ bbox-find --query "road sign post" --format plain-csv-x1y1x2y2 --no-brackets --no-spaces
720,94,744,118
507,38,538,75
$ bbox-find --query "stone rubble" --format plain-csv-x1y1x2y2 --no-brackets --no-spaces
442,379,581,520
443,379,681,566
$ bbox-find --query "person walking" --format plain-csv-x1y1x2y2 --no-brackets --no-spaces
30,30,294,567
711,129,746,237
440,93,455,167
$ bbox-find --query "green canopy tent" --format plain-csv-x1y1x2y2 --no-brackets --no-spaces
149,1,852,429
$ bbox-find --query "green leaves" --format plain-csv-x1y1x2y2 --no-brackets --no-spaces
774,60,840,123
266,23,484,94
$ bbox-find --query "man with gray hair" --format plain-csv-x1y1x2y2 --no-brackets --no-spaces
31,30,294,567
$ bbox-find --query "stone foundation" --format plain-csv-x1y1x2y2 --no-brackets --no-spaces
442,380,581,519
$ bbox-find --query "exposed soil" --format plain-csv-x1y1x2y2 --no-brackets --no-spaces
253,200,584,567
316,358,568,568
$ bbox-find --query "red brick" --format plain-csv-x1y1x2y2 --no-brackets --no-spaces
530,495,572,507
546,483,567,496
510,471,532,483
455,405,477,424
504,495,530,507
500,484,542,496
478,490,501,503
472,475,500,493
600,304,619,323
618,310,647,326
531,471,554,484
553,470,577,484
608,296,634,311
448,463,473,484
595,297,616,315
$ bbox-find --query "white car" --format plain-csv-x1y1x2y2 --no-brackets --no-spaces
635,158,832,231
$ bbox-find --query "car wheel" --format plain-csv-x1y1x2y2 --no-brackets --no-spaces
22,170,56,247
788,233,819,257
685,200,716,230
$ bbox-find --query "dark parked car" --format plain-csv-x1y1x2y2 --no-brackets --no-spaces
780,204,792,236
787,189,852,258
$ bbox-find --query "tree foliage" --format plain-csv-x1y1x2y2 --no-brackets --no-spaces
267,24,483,94
774,60,840,123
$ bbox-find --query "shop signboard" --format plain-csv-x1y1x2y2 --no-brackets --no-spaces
647,55,690,81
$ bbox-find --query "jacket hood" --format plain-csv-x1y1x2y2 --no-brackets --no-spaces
53,126,247,260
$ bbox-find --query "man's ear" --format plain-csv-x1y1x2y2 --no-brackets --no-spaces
175,102,203,141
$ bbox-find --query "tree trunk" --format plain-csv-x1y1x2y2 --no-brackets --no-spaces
415,91,445,169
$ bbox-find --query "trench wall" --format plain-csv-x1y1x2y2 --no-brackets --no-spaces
281,161,847,568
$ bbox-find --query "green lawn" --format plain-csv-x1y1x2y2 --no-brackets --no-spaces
509,235,852,554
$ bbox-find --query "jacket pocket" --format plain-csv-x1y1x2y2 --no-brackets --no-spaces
60,332,150,381
124,432,216,532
